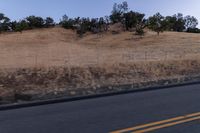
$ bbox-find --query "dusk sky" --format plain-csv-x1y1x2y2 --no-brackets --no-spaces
0,0,200,26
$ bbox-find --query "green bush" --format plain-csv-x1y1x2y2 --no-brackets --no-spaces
44,17,55,28
26,16,45,29
187,28,200,33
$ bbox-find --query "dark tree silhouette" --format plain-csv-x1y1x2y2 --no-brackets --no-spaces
184,15,198,29
148,13,165,35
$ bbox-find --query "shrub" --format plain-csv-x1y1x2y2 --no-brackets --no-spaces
44,17,55,28
0,13,11,32
135,24,145,36
26,16,45,29
187,28,200,33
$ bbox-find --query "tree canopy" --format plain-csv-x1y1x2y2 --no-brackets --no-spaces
0,1,199,35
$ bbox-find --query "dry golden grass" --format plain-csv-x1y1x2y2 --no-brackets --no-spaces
1,59,200,101
1,27,200,102
0,27,200,69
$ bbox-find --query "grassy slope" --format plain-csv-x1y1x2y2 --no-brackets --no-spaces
0,27,200,102
1,27,200,69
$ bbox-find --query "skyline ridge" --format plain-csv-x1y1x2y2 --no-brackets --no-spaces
0,0,199,27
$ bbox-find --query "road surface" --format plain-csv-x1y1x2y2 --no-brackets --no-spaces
1,84,200,133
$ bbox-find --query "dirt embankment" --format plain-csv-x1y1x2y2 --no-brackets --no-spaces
1,60,200,103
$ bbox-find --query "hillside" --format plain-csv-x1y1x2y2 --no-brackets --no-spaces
1,27,200,103
0,27,200,69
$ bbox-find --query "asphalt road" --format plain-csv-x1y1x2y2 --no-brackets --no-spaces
1,84,200,133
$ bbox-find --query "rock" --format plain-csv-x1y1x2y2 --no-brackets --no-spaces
54,91,58,95
164,81,169,85
92,86,97,90
87,91,94,95
96,84,101,88
70,91,76,95
108,86,113,90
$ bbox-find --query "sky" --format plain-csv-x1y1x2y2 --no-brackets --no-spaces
0,0,200,27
